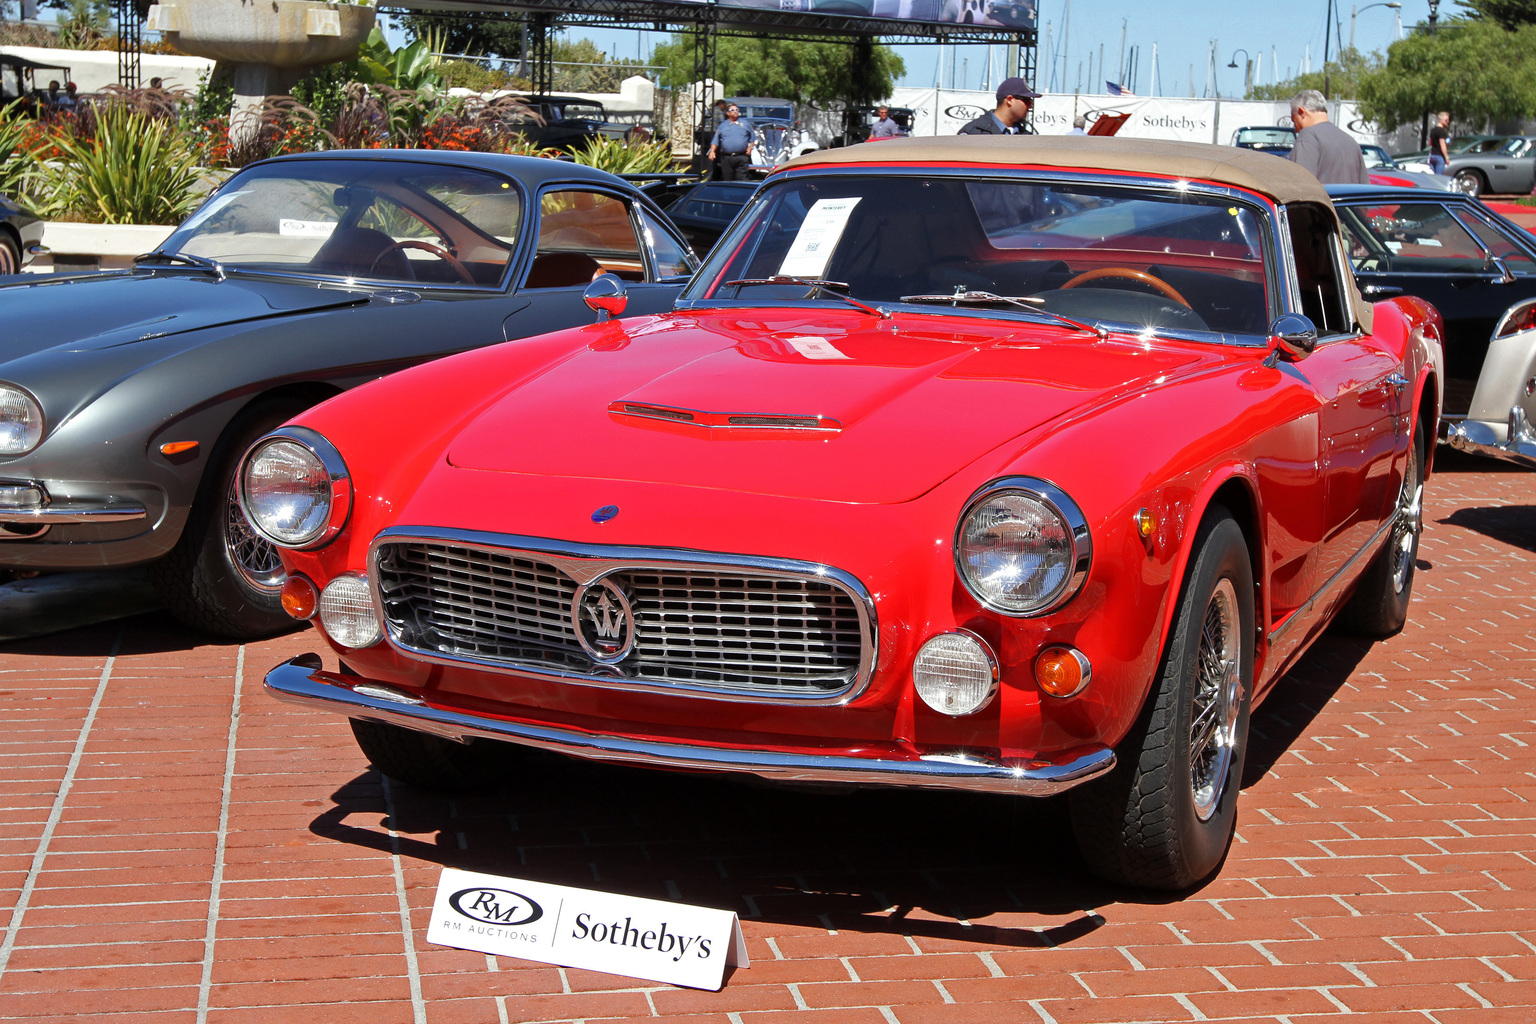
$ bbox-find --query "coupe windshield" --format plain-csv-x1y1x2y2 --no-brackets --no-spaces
687,176,1272,341
157,159,523,287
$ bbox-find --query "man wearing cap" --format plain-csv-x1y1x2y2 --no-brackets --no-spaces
959,78,1039,135
708,104,755,181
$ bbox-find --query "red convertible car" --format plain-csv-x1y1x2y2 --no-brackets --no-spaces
249,137,1442,890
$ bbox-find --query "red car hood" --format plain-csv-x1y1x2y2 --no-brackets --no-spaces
446,310,1212,504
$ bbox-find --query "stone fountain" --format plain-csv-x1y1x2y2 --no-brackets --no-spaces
146,0,375,140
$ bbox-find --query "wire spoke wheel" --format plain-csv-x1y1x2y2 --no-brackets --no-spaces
225,474,285,594
1390,438,1423,594
1189,578,1241,822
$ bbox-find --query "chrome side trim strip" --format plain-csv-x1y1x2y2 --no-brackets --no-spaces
1268,516,1395,653
264,656,1115,796
368,526,880,706
0,502,147,523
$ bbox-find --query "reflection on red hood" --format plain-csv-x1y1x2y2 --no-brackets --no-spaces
446,309,1216,504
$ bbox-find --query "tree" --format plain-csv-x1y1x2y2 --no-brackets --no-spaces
1247,46,1382,101
398,11,523,60
1461,0,1536,29
650,33,903,106
1356,18,1536,130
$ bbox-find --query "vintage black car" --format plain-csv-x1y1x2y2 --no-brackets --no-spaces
0,149,697,638
505,95,636,152
1330,183,1536,406
660,180,757,253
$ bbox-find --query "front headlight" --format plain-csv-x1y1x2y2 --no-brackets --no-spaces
238,427,351,548
0,385,44,456
954,478,1091,616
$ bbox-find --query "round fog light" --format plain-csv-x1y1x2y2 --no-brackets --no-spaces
913,630,999,716
1035,646,1092,698
318,574,380,649
281,574,319,620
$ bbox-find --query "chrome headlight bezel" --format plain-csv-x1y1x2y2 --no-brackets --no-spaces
0,383,45,457
953,476,1092,617
237,425,352,549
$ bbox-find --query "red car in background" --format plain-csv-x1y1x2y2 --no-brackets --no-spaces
249,137,1441,891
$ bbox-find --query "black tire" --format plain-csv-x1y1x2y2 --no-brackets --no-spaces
1455,169,1485,197
350,718,491,790
0,234,19,276
1338,427,1424,638
149,398,308,639
1070,508,1254,890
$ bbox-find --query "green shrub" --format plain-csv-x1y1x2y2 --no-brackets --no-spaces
569,135,676,174
43,105,206,224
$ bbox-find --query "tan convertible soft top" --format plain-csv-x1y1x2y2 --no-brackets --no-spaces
783,135,1333,207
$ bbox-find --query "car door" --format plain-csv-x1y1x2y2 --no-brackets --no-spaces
1286,203,1406,588
1338,197,1536,386
1488,138,1536,194
507,186,692,340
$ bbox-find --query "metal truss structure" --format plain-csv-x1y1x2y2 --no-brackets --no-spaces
114,0,142,89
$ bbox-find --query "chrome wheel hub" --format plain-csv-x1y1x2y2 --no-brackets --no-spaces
1190,577,1242,822
1390,444,1423,595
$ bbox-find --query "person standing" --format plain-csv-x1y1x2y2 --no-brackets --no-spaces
708,104,754,181
1287,89,1369,184
1429,111,1451,175
1069,114,1088,135
958,77,1039,135
869,105,901,139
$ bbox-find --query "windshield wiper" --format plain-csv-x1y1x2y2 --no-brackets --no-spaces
724,276,891,319
899,289,1108,340
133,250,227,282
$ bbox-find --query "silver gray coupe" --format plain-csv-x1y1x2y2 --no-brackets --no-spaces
0,149,697,638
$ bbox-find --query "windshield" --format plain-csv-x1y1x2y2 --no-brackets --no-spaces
1234,127,1295,148
684,175,1272,342
158,158,523,287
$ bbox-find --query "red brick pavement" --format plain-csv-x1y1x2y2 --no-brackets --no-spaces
1,450,1533,1024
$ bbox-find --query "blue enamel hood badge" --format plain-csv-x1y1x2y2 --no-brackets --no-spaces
591,505,619,524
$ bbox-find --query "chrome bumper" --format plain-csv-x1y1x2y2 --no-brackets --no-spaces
265,656,1116,797
0,502,147,524
1441,407,1536,470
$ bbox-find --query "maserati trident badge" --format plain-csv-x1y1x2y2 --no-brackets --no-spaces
591,505,620,524
572,576,636,664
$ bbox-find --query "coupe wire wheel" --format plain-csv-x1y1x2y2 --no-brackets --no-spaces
225,476,284,594
1189,578,1242,822
1390,439,1423,595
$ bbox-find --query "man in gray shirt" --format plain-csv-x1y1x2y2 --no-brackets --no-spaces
869,106,901,139
1288,89,1369,185
708,104,755,181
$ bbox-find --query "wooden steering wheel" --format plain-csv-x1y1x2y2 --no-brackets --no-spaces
370,239,476,285
1060,267,1191,308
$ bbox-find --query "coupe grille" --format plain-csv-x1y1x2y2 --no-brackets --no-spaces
373,538,873,701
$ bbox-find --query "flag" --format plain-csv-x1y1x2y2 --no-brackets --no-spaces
1105,81,1135,96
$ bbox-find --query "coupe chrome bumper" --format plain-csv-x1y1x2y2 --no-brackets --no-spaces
0,501,147,524
265,655,1116,797
1441,407,1536,470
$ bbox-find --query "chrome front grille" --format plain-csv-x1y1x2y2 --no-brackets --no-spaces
372,532,875,703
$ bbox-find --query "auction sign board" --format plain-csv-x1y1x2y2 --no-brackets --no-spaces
428,868,750,990
708,0,1035,33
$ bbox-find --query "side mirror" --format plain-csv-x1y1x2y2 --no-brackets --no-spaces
1267,313,1318,363
584,273,628,322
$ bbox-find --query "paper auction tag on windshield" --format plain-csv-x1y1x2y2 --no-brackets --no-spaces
778,197,861,278
427,868,749,991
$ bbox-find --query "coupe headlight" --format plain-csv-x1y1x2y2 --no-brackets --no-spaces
238,427,351,548
954,478,1091,616
0,385,44,456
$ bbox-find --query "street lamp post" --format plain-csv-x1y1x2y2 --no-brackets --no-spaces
1350,2,1402,51
1226,48,1252,98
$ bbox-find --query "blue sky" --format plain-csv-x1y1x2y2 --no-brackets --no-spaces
451,0,1435,98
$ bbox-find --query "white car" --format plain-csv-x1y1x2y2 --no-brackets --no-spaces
1442,298,1536,467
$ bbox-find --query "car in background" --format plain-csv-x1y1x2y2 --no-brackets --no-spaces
830,105,915,147
0,150,697,638
984,0,1035,27
0,193,44,275
1330,183,1536,410
1434,136,1536,197
1441,297,1536,468
1231,125,1296,153
251,136,1439,893
1395,134,1513,165
505,95,637,152
661,180,757,254
717,96,818,176
1360,145,1457,191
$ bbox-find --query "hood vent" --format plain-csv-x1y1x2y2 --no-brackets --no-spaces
610,402,842,433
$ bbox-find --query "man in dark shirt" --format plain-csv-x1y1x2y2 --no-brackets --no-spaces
958,77,1039,135
1429,111,1451,175
1288,89,1369,185
708,104,755,181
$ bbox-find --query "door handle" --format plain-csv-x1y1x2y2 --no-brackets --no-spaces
1385,372,1409,395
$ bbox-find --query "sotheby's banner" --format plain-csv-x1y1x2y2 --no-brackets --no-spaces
427,868,750,990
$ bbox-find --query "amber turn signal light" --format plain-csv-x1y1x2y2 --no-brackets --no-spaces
1134,507,1156,539
280,574,318,620
1035,646,1092,698
159,441,199,456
